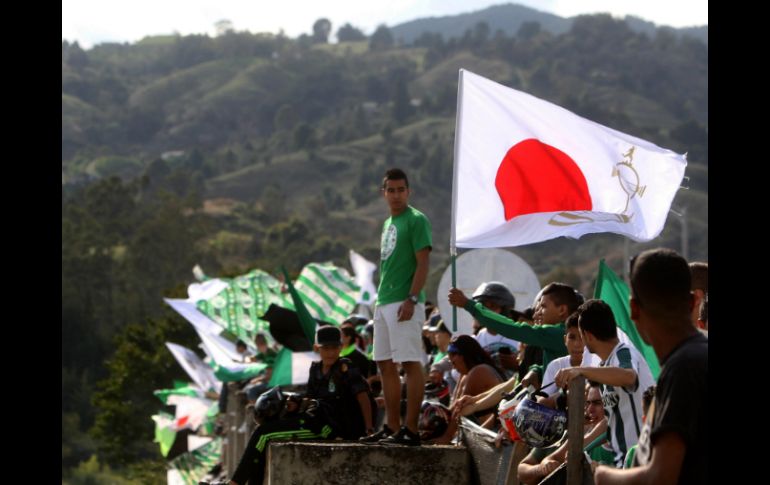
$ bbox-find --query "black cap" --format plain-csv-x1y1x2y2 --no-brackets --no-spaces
316,326,342,346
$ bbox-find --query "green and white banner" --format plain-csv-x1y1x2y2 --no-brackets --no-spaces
196,328,267,382
167,437,222,485
195,269,291,342
293,262,360,325
349,249,378,307
154,381,205,405
268,348,317,386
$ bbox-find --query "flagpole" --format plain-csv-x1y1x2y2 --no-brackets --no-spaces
450,69,465,332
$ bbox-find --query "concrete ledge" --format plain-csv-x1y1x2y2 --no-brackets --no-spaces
267,441,470,485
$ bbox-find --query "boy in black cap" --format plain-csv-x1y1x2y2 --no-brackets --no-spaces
226,325,375,485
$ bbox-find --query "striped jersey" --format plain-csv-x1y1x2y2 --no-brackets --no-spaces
600,341,655,467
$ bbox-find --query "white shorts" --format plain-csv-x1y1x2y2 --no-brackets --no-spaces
373,301,425,364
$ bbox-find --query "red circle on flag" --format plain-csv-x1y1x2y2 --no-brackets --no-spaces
495,139,592,221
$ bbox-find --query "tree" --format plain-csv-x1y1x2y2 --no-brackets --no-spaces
66,41,90,70
336,23,366,42
312,18,332,44
517,21,541,41
473,21,491,46
215,19,234,36
91,315,199,465
293,123,316,150
274,104,298,131
392,76,413,124
369,25,394,51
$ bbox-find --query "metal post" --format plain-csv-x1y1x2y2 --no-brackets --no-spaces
566,376,586,485
669,206,689,260
622,237,630,286
225,382,239,477
235,390,247,467
681,206,689,260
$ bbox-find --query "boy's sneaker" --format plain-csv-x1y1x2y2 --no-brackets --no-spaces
379,426,421,446
359,424,394,443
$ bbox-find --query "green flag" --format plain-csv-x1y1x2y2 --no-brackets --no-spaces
151,412,176,457
281,267,317,346
210,361,267,382
153,384,204,405
594,259,660,380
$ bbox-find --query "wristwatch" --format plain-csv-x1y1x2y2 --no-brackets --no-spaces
408,294,419,304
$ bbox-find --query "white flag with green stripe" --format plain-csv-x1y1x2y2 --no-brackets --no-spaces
268,348,317,386
196,328,267,382
293,262,360,325
350,249,378,307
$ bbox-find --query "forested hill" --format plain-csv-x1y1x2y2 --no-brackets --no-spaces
389,3,707,45
62,10,707,481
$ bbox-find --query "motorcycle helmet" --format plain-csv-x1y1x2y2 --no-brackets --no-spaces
512,396,567,448
418,401,451,441
254,386,285,423
424,379,451,407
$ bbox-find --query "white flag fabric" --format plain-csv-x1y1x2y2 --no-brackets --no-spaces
349,249,378,306
196,329,266,382
186,278,228,302
452,69,687,248
187,435,212,452
167,394,214,431
165,342,221,393
164,298,224,337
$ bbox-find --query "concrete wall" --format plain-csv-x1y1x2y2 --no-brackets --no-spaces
267,441,470,485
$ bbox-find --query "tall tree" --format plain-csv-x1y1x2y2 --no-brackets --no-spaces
369,25,394,51
336,23,366,42
312,18,332,43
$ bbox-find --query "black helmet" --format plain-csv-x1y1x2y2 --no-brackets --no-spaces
254,387,285,423
472,282,516,309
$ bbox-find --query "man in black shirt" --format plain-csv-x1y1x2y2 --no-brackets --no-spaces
595,248,707,485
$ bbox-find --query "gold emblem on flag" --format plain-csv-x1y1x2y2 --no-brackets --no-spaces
548,146,643,226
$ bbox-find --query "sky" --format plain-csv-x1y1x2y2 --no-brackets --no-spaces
62,0,708,49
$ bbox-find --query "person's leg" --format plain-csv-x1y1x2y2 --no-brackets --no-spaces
380,302,425,444
401,360,424,434
378,359,401,430
372,303,400,432
231,415,332,485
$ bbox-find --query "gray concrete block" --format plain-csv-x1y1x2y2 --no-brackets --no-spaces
267,441,470,485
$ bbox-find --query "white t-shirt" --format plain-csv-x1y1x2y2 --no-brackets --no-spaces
475,328,519,353
600,341,655,467
541,355,577,395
